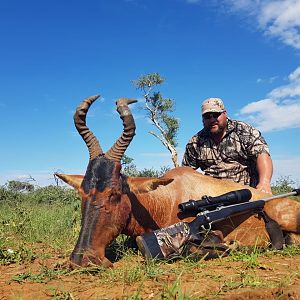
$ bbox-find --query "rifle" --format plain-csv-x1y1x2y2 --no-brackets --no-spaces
136,188,300,260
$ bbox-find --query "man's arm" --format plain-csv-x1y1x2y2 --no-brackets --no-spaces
239,122,273,193
256,153,273,194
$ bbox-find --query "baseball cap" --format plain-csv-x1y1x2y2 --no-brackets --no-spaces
201,98,225,115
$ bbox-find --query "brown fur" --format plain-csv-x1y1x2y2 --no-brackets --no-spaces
56,167,300,266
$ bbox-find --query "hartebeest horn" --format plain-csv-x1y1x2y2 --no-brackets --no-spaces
105,98,137,162
74,95,103,160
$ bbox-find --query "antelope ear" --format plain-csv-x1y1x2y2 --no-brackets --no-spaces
127,177,174,193
55,174,83,190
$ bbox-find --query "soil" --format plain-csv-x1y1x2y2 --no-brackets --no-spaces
0,253,300,299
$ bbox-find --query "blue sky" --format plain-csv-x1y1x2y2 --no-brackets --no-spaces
1,0,300,187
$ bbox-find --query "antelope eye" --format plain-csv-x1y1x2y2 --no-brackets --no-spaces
109,192,121,203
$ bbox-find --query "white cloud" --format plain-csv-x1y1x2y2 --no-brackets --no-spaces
0,171,57,187
230,0,300,49
187,0,300,50
239,66,300,132
256,76,278,84
258,0,300,49
240,98,300,131
289,66,300,81
269,83,300,99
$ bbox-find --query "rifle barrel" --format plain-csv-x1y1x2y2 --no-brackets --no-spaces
263,189,300,202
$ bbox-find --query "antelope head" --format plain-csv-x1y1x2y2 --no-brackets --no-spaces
58,95,137,267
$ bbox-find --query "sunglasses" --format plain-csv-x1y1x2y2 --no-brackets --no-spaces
203,112,223,120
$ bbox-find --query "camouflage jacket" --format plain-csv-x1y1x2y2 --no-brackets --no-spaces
182,119,270,187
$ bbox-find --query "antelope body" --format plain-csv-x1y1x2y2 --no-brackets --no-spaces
57,95,300,267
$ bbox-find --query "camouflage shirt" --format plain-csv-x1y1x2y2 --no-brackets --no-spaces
182,119,270,187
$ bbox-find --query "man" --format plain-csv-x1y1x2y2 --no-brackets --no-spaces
182,97,273,194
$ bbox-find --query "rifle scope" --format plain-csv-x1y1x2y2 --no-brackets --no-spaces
178,189,252,213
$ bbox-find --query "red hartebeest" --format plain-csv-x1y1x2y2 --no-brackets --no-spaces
56,95,300,267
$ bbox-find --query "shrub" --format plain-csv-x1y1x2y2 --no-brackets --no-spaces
272,176,298,199
30,185,80,204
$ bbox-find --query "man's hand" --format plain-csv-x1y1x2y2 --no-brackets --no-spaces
256,180,272,194
256,153,273,194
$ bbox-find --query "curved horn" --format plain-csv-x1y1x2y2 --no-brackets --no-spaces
105,98,137,162
74,95,103,160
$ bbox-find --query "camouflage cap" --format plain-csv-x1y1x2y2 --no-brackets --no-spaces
202,98,225,115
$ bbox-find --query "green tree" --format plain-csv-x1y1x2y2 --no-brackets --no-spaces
133,73,179,167
121,155,169,177
121,155,139,177
6,180,34,193
272,176,295,195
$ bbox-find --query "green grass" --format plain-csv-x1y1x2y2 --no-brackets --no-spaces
0,180,300,299
1,202,79,245
0,244,35,265
12,266,69,283
0,185,81,264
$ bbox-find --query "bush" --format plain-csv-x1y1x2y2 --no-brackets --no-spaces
30,185,80,204
6,180,34,192
0,182,80,205
0,186,23,202
272,176,295,194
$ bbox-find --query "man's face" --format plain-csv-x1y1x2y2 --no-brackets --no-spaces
202,111,227,135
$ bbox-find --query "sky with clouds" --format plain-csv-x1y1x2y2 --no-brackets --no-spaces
0,0,300,187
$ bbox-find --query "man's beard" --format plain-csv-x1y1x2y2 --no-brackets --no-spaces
209,123,226,136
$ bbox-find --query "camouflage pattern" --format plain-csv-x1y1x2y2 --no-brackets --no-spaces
202,98,225,115
182,119,270,187
154,222,191,258
140,221,227,259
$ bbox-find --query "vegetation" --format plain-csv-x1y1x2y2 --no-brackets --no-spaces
133,73,180,167
0,175,299,298
121,155,170,177
271,175,297,194
0,182,81,258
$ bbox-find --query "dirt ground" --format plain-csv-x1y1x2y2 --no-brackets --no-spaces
0,253,300,300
